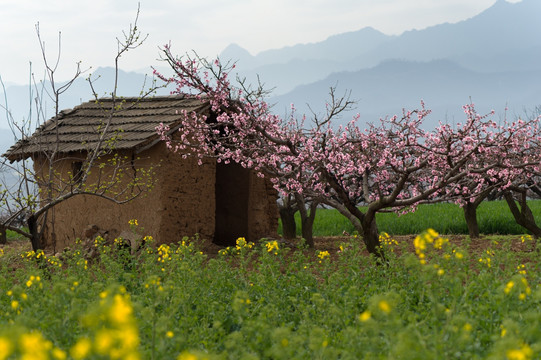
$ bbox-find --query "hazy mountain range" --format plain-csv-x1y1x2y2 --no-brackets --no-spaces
223,0,540,90
221,0,541,126
1,0,540,150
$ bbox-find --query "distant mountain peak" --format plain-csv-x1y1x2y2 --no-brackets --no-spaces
220,43,253,59
483,0,529,15
221,43,251,54
219,43,255,68
485,0,514,11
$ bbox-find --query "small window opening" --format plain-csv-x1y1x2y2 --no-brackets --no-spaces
72,161,83,184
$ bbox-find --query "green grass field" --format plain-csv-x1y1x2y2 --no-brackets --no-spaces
278,200,541,236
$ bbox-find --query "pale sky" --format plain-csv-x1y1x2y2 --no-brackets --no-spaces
0,0,520,85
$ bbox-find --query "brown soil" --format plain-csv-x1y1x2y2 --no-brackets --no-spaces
1,238,32,255
1,233,536,261
199,233,536,257
308,234,532,253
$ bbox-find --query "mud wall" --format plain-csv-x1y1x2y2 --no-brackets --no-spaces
247,172,279,241
33,141,278,251
34,143,217,250
154,142,216,245
32,149,164,251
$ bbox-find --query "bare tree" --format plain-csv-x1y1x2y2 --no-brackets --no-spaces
0,5,159,251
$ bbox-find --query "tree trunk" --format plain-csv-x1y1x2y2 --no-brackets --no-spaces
504,191,541,239
323,199,385,259
463,202,480,238
301,219,314,248
27,215,42,251
0,225,6,245
279,206,297,240
295,194,318,248
361,214,385,261
300,201,318,248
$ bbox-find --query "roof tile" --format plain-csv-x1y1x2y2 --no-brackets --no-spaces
3,95,209,161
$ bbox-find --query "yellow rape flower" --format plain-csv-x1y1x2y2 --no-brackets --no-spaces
95,329,114,355
433,236,448,249
52,347,67,360
322,340,328,347
437,269,445,276
121,326,140,349
504,281,515,295
19,332,53,359
427,228,439,238
177,352,198,360
479,256,492,268
413,235,426,251
265,240,279,254
236,237,247,248
378,300,391,314
506,343,533,360
109,294,133,325
317,250,330,262
0,337,13,360
70,338,92,360
359,311,371,322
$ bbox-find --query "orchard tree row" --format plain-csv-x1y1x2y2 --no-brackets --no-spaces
155,48,541,259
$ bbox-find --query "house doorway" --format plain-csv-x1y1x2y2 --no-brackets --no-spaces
214,162,250,246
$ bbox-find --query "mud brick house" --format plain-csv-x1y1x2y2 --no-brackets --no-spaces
4,95,278,250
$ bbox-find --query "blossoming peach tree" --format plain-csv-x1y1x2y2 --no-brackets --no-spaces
154,46,541,259
441,107,541,238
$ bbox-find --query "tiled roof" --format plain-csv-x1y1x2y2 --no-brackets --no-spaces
3,95,210,161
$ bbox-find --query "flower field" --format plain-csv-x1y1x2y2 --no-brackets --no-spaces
1,226,540,359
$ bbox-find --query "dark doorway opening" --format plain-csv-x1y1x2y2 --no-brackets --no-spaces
214,162,250,246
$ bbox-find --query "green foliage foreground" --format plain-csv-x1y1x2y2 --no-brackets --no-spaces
1,228,541,359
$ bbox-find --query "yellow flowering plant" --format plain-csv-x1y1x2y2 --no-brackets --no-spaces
0,227,540,359
316,250,330,263
74,286,140,359
218,237,254,257
0,326,67,360
413,228,449,265
265,240,280,255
